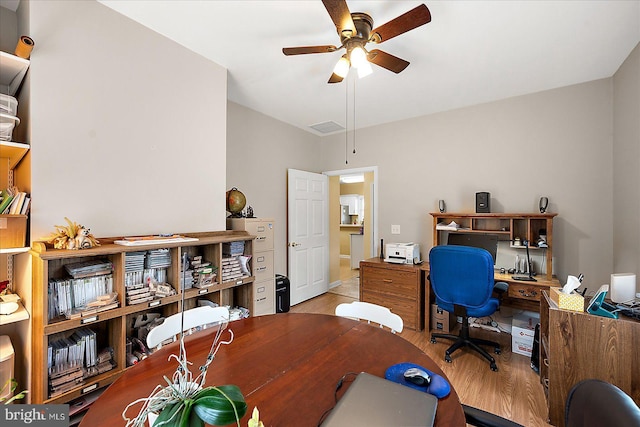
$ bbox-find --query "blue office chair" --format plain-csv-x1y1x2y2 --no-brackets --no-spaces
429,245,501,371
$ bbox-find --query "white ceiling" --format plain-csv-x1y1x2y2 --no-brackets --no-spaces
12,1,640,136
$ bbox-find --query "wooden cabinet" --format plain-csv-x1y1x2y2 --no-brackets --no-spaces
539,291,640,427
359,258,424,331
29,231,256,404
227,218,275,316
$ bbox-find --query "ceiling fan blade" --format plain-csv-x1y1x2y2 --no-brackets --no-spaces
367,49,410,74
370,4,431,44
283,45,338,55
322,0,356,36
328,72,344,84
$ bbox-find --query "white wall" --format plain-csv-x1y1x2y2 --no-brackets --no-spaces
613,42,640,291
319,79,615,287
27,0,228,239
226,101,321,275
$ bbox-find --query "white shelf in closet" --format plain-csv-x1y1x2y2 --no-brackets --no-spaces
0,51,30,96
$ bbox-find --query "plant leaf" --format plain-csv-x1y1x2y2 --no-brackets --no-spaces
155,402,184,426
178,399,194,427
193,386,247,426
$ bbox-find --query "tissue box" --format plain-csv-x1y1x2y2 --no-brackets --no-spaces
550,287,584,312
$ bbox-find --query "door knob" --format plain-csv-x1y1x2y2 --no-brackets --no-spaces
289,242,300,247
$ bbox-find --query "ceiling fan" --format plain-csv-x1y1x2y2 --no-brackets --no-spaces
283,0,431,83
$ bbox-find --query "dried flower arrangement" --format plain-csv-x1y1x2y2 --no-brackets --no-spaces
44,217,100,250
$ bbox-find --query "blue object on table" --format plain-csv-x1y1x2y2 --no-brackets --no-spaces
385,362,451,399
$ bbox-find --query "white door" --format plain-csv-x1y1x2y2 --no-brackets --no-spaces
287,169,329,305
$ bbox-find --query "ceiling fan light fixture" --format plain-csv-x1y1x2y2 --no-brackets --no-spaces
333,55,351,78
350,46,367,68
357,59,373,78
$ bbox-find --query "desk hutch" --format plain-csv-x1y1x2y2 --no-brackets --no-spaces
430,212,560,312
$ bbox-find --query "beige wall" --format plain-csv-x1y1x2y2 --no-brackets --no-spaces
27,0,228,239
226,101,321,276
340,182,364,195
320,79,616,287
613,42,640,292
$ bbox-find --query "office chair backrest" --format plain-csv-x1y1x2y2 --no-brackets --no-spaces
429,245,495,309
335,301,404,333
565,379,640,427
146,305,230,349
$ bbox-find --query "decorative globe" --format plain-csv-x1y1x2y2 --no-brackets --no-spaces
226,187,246,216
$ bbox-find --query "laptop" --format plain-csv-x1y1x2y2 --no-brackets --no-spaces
321,372,438,427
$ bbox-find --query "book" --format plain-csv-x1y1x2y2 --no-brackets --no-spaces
9,192,26,215
0,191,13,214
19,196,30,215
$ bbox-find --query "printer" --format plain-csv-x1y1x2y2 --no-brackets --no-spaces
385,243,421,265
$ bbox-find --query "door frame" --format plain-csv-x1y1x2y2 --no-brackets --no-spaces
324,166,379,281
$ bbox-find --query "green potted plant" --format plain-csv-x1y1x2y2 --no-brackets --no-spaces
0,379,28,404
123,321,248,427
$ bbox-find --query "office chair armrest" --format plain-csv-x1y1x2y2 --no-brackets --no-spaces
494,281,509,294
462,404,523,427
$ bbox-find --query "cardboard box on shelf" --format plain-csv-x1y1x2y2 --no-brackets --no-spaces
0,215,27,249
511,311,540,357
431,304,455,333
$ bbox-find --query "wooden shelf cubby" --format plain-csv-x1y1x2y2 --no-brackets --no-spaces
29,230,256,404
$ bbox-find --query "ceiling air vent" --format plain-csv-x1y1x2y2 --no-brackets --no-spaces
309,121,344,134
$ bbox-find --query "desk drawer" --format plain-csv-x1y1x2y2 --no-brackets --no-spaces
361,266,418,299
361,290,418,330
508,282,543,301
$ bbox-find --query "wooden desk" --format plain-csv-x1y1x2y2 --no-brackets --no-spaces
423,264,561,329
81,313,465,426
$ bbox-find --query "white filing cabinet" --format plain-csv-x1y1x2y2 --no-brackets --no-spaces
227,218,275,316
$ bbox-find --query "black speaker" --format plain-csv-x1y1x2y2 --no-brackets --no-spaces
539,197,549,213
475,192,490,213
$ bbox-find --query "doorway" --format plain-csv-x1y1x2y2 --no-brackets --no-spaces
323,166,378,300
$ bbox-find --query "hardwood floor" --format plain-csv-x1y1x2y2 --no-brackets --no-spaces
290,292,552,427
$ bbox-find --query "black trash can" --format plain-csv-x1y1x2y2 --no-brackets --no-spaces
275,274,290,313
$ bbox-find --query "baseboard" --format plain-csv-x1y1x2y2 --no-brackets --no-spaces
329,280,342,289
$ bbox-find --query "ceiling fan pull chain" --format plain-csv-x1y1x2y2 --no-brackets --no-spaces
353,77,357,155
345,75,349,164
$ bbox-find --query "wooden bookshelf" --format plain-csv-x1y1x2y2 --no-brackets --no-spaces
29,230,256,404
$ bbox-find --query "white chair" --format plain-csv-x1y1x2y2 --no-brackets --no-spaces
146,305,230,349
335,301,404,333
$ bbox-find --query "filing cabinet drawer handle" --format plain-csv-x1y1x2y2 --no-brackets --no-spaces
256,236,266,241
257,266,267,272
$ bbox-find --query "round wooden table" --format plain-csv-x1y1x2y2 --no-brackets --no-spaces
81,313,465,426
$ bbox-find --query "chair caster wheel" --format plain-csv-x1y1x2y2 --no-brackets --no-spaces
445,354,452,363
494,348,501,355
490,363,498,371
430,338,436,344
